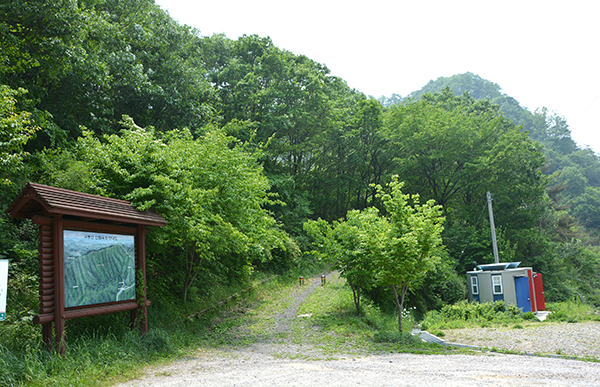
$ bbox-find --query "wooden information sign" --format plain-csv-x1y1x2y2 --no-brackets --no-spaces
8,183,166,354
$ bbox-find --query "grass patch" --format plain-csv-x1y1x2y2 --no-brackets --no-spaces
545,300,600,323
0,273,304,387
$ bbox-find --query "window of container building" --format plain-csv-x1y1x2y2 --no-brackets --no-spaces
470,276,479,295
492,275,503,294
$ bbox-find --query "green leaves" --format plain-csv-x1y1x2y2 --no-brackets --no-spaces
305,208,384,314
42,117,285,301
0,86,39,192
382,88,550,274
374,178,445,288
1,0,215,147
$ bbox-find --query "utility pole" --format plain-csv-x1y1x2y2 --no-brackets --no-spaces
487,191,500,264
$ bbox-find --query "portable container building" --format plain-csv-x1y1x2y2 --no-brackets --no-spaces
467,262,545,313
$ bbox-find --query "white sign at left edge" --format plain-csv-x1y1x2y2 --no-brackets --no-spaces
0,260,8,321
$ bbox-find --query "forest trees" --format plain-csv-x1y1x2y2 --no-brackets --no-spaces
305,178,445,331
382,88,548,272
41,118,288,302
395,75,600,304
205,34,389,231
0,86,39,192
0,85,39,273
0,0,215,148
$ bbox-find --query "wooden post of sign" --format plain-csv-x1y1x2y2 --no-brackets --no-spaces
53,215,66,355
133,224,149,334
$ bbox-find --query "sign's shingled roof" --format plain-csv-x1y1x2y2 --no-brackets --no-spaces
8,182,166,226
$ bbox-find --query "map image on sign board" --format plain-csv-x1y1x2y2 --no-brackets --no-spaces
64,231,135,308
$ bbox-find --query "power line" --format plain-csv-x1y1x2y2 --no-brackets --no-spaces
574,92,600,123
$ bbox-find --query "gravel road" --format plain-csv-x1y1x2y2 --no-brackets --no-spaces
113,278,600,387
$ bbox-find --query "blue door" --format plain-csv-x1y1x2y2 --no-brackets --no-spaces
514,276,531,313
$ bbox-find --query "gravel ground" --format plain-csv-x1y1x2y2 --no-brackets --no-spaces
114,349,600,387
441,321,600,360
113,279,600,387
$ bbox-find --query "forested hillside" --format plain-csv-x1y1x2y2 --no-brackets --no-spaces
395,72,600,235
1,0,599,331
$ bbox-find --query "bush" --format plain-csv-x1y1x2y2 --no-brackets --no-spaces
373,331,421,345
522,311,536,320
546,299,598,322
421,300,534,331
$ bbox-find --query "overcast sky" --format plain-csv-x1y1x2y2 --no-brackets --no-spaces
155,0,600,154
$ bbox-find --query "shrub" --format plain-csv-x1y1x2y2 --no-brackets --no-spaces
373,331,421,345
546,300,595,322
421,300,534,332
522,311,536,320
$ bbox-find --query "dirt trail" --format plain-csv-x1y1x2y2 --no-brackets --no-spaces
271,275,321,336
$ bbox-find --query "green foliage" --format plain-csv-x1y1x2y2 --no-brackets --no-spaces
306,177,445,331
0,324,179,387
407,72,504,102
0,85,39,201
536,241,600,306
39,118,287,303
408,260,467,316
304,208,385,315
207,33,390,229
420,300,530,331
372,330,421,345
546,300,600,322
253,233,302,274
1,0,214,147
404,74,600,275
383,88,548,274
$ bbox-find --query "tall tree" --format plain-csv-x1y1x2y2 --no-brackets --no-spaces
374,178,445,332
208,34,369,231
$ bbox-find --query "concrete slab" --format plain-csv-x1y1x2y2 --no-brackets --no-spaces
536,311,551,321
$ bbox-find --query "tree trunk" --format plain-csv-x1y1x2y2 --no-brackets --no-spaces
391,283,409,333
183,243,203,303
350,280,361,315
391,284,403,332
